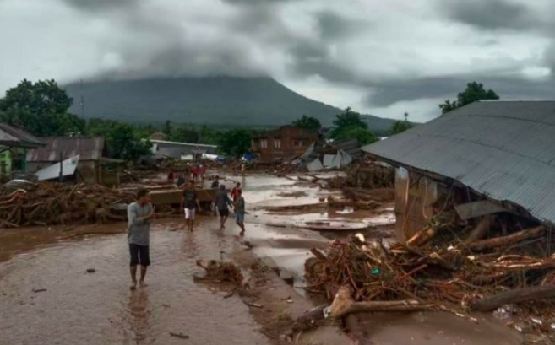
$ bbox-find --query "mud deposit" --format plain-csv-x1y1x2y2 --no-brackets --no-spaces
0,174,524,345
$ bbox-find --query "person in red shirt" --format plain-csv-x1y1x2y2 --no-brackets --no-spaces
167,169,174,182
230,182,242,203
192,165,199,182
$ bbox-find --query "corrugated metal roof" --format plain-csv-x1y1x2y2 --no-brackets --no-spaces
362,101,555,225
0,123,44,148
27,137,105,162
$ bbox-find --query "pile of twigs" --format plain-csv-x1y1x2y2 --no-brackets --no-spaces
307,216,555,315
0,183,135,228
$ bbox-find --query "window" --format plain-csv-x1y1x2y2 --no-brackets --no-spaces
274,139,281,149
293,140,303,148
260,139,268,148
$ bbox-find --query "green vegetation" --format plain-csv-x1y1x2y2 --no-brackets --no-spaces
330,107,377,145
291,115,321,132
216,128,253,158
439,82,500,114
0,79,85,136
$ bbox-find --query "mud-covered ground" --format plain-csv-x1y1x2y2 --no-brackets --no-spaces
0,174,522,345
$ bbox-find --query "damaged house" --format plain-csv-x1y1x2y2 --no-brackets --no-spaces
363,101,555,242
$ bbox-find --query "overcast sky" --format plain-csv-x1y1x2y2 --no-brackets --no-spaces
0,0,553,122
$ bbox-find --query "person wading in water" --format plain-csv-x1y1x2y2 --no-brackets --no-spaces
181,180,200,232
235,190,246,234
127,189,155,290
215,185,233,230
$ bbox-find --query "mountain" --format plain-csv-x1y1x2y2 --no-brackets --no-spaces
63,77,395,131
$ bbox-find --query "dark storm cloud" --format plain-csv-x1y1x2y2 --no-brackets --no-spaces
366,75,555,108
222,0,297,4
62,0,139,12
316,11,360,40
442,0,535,31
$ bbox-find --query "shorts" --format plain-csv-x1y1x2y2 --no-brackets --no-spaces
218,208,229,217
129,244,150,267
185,208,195,220
236,212,245,223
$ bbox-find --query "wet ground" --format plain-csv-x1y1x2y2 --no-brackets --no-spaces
0,173,523,345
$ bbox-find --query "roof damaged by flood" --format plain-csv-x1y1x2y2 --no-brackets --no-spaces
362,101,555,225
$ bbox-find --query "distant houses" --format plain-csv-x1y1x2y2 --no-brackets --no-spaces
149,139,217,161
251,125,318,162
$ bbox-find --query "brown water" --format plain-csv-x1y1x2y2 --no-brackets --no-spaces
0,219,270,345
0,174,524,345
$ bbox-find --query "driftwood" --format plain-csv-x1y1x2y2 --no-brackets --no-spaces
406,227,435,247
466,215,495,242
293,304,327,332
469,226,546,251
195,259,244,286
325,286,433,318
471,284,555,311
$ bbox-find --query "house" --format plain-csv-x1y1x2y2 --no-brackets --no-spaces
150,140,217,160
302,138,362,171
0,123,44,178
251,126,318,162
26,137,119,184
362,101,555,241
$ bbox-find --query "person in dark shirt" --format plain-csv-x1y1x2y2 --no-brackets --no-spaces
235,190,246,234
211,175,220,189
176,173,186,188
214,185,233,230
181,181,200,232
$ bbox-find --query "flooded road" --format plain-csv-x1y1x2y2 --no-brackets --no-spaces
0,173,523,345
0,219,270,345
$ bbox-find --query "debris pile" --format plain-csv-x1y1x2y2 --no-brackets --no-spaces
0,183,135,227
306,215,555,336
195,259,244,286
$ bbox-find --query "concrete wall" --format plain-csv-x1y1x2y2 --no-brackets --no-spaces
394,167,440,241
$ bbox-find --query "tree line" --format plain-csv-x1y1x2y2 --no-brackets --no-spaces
0,78,500,161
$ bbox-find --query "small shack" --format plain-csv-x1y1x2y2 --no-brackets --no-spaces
0,123,44,178
150,140,217,161
26,137,122,185
363,101,555,241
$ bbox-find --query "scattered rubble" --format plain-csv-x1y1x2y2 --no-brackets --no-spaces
305,211,555,339
0,183,135,228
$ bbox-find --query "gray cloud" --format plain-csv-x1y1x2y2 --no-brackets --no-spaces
62,0,139,12
316,11,361,40
442,0,535,31
366,76,555,108
1,0,554,123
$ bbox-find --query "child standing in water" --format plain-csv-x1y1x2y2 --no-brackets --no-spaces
235,190,246,234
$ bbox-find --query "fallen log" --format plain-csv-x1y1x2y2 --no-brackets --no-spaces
469,225,545,251
325,285,433,318
466,215,495,242
470,284,555,311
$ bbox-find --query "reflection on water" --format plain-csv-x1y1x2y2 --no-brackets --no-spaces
125,289,151,344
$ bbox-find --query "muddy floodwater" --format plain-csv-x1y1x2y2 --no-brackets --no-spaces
0,174,523,345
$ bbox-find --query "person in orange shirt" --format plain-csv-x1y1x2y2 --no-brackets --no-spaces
230,182,242,202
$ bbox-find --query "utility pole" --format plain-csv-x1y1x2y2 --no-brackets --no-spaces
80,79,85,119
